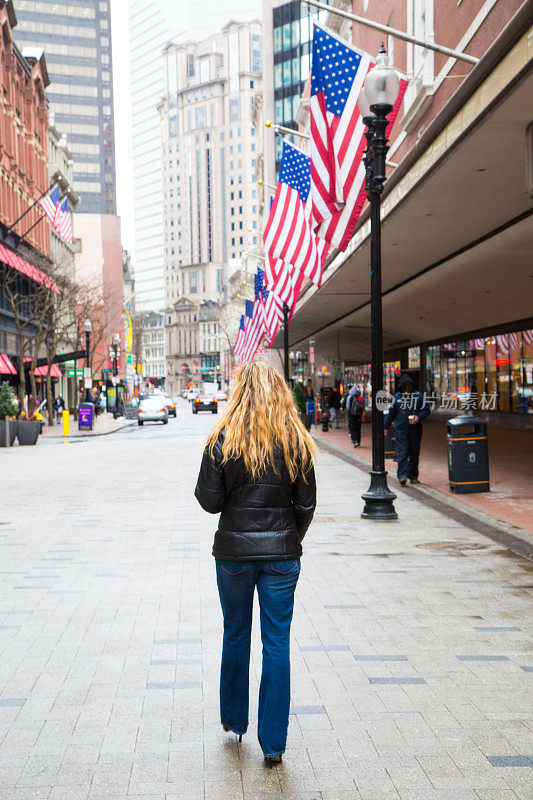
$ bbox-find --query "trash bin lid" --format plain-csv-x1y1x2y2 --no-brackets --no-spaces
447,415,484,427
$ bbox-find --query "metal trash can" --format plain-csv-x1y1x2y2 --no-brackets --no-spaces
78,402,95,431
447,415,489,493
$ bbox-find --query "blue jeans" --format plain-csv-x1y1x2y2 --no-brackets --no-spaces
215,559,300,757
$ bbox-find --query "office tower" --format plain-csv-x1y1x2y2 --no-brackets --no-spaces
159,18,262,392
14,0,116,214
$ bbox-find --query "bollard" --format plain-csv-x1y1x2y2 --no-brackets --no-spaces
62,409,70,437
4,415,9,448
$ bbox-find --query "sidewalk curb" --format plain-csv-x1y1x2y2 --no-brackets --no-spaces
43,419,137,441
313,434,533,561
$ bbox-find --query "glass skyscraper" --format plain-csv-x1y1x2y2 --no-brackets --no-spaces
13,0,116,214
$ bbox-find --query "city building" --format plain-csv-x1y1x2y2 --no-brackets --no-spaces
275,0,532,426
128,2,183,311
140,311,166,389
0,0,53,366
73,213,124,377
159,18,262,388
199,300,222,385
166,298,200,395
13,0,117,214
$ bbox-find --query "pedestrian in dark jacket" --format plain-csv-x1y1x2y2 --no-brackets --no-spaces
195,361,316,765
329,385,341,429
346,385,365,447
384,374,430,485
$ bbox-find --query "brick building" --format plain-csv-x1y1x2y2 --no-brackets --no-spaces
0,0,49,258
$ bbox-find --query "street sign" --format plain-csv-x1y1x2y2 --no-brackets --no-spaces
84,377,92,389
83,367,91,379
309,343,315,374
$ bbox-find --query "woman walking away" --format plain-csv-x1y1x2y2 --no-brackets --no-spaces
346,385,365,447
195,361,316,765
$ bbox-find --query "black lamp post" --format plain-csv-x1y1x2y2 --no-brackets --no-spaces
112,333,120,419
359,45,399,521
83,318,92,403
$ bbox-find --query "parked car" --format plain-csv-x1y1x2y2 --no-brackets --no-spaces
138,397,168,425
192,395,218,414
162,394,177,417
186,388,199,402
215,389,228,401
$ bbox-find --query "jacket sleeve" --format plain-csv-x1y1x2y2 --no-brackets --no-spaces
194,439,226,514
292,462,316,541
385,396,399,428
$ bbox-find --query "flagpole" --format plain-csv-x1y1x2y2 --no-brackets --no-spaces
19,213,45,240
302,0,479,65
6,178,58,235
265,121,310,141
283,302,290,383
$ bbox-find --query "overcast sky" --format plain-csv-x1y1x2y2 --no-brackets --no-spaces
110,0,262,261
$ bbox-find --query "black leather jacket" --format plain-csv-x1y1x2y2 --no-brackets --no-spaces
194,433,316,561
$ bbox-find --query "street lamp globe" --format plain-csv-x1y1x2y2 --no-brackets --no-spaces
357,86,375,122
83,318,92,334
364,44,400,111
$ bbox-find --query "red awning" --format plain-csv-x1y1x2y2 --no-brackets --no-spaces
23,358,62,378
0,244,60,294
0,354,17,375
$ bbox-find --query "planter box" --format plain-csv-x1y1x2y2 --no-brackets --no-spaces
17,420,40,446
0,420,17,447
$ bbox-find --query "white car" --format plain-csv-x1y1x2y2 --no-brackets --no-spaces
138,397,168,425
186,388,199,402
215,389,228,401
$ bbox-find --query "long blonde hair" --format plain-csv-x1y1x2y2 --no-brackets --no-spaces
206,361,317,482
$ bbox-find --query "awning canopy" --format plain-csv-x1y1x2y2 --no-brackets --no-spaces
0,244,59,294
0,354,17,375
23,359,62,378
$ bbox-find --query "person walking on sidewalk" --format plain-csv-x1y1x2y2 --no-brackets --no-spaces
346,385,365,447
384,374,430,485
195,361,316,766
329,384,341,429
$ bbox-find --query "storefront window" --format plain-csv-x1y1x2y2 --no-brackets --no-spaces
425,329,533,414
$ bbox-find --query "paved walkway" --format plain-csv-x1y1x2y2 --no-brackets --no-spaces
0,408,531,799
314,418,533,535
40,413,135,439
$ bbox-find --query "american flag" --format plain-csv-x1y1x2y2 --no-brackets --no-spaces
54,198,72,243
310,24,407,251
241,274,268,363
263,140,328,287
39,185,61,224
233,315,246,360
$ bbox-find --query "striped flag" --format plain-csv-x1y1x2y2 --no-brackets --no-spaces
310,24,407,251
263,140,328,287
241,274,268,363
233,315,246,360
54,197,72,243
39,185,61,224
264,253,302,311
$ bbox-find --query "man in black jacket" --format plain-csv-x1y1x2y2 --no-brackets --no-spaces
384,374,430,485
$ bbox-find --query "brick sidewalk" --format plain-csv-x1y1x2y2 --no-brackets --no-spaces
314,418,533,535
0,419,531,799
40,413,136,439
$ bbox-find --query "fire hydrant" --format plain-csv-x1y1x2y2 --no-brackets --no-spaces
321,411,329,432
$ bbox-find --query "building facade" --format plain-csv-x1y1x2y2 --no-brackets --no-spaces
166,297,200,395
0,0,53,366
140,310,166,389
13,0,117,214
276,0,532,426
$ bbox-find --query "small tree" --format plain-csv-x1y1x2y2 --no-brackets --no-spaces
0,381,18,419
292,381,306,413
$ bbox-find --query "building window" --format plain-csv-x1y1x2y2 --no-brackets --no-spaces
230,98,239,123
251,33,261,74
187,54,195,77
